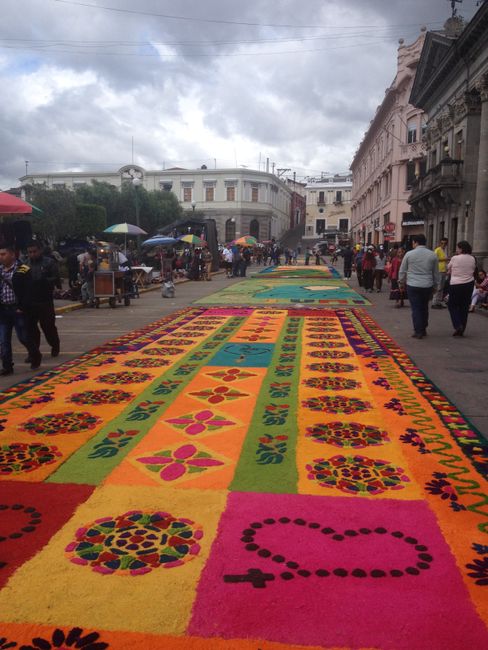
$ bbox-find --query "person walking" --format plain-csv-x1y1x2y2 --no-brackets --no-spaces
447,240,477,337
362,246,376,293
432,237,450,309
388,248,405,308
374,248,386,292
26,240,61,357
399,234,439,339
342,245,353,279
355,247,364,287
305,247,311,266
0,246,42,375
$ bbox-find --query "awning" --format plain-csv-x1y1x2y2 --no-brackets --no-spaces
0,192,33,214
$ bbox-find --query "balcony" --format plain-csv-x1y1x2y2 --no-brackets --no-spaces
409,159,464,216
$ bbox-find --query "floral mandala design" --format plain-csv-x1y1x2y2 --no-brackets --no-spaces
66,510,203,575
142,347,183,356
306,454,410,495
307,362,357,373
157,338,194,346
189,386,249,404
165,409,236,436
124,358,171,368
69,390,133,406
17,627,109,650
20,412,102,436
97,371,152,384
0,442,62,475
303,395,372,414
308,350,352,359
306,422,390,448
206,368,257,383
307,341,347,349
136,443,226,482
303,377,361,391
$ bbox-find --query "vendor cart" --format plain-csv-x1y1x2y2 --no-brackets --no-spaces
93,242,133,308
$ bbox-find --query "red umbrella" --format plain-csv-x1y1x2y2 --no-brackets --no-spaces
0,192,32,214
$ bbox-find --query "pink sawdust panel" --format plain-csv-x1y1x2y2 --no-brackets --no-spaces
189,492,488,649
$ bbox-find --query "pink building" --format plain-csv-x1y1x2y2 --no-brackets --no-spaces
351,31,427,248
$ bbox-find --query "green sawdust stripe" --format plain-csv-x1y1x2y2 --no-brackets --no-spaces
47,316,245,485
230,315,301,493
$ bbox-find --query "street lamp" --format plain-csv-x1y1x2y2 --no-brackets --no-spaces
132,177,142,228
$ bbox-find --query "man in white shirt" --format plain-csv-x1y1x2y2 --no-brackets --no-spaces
222,246,233,278
399,234,439,339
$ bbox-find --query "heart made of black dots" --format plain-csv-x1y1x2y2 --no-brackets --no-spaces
0,503,43,546
240,517,433,581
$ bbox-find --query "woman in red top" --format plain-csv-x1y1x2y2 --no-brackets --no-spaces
389,248,405,307
362,247,376,293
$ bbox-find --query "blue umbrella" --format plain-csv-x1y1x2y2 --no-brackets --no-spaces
142,236,178,247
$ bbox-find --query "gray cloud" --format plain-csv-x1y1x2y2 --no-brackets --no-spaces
0,0,481,188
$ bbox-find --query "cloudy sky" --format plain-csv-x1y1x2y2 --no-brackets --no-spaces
0,0,481,189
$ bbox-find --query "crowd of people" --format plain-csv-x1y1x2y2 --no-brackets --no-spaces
351,235,484,339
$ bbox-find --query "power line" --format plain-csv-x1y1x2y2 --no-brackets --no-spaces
51,0,442,31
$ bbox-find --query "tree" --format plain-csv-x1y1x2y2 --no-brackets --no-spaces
75,203,107,238
23,184,77,243
74,180,120,226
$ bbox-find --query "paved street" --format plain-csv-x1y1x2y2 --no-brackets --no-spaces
2,262,486,441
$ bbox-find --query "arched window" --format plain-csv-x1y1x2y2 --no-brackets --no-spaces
249,219,260,240
225,218,236,242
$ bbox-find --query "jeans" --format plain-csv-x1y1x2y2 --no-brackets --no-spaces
432,272,447,305
0,305,31,370
448,281,474,332
406,285,433,335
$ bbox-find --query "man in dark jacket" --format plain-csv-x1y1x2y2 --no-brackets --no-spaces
26,240,61,357
0,246,42,375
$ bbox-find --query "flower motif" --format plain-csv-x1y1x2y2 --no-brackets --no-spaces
69,389,133,406
425,473,459,501
306,422,389,448
206,368,257,383
165,410,236,435
97,371,152,384
307,340,346,348
0,442,62,475
143,346,184,356
400,428,430,454
18,627,108,649
306,362,357,373
124,358,170,368
137,444,225,481
20,412,101,436
189,386,249,404
466,556,488,586
306,454,410,495
303,395,372,414
308,350,352,359
303,377,361,391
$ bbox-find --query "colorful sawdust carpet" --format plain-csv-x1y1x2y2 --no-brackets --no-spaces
0,306,487,649
197,278,369,306
254,264,342,280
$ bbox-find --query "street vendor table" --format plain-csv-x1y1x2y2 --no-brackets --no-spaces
131,266,154,287
94,270,131,308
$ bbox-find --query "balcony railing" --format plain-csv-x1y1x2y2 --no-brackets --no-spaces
410,159,463,200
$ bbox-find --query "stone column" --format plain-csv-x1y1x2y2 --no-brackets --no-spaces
473,74,488,264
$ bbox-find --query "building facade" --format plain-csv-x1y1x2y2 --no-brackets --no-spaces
302,175,353,246
408,5,488,263
350,32,427,248
20,166,294,244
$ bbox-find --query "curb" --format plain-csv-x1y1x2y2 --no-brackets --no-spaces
54,270,225,315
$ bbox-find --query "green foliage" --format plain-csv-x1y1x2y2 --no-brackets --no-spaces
75,203,107,237
22,181,184,245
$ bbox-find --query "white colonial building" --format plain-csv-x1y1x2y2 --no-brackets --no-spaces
302,175,353,245
20,165,293,243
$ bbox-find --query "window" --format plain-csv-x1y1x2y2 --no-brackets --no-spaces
225,219,236,242
430,149,437,168
205,185,215,202
316,219,326,234
53,183,66,189
226,185,236,201
455,130,463,160
160,182,173,192
249,219,259,240
183,187,192,202
335,191,342,204
407,119,417,144
421,118,427,138
339,218,349,232
318,191,325,204
251,185,259,202
406,161,416,190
